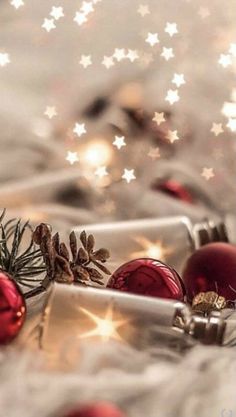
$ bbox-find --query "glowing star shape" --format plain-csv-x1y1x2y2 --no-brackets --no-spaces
0,52,10,67
94,166,108,178
166,130,179,143
152,111,165,125
229,43,236,57
211,123,224,136
218,54,232,68
131,237,173,261
113,48,126,62
165,89,180,105
140,52,153,67
80,54,92,68
148,147,161,160
44,106,57,119
102,56,114,69
227,118,236,132
201,167,214,181
74,12,88,26
42,18,56,32
113,136,126,150
165,22,178,37
10,0,24,9
213,148,224,160
161,47,174,61
81,1,94,15
50,6,64,20
137,4,150,17
122,169,136,183
198,7,210,19
145,32,159,47
73,122,86,137
172,73,185,87
66,151,79,165
79,305,127,342
127,49,139,62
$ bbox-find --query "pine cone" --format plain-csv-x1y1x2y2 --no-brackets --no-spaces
32,224,111,286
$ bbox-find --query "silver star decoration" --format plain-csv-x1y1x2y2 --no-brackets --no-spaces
165,22,178,37
81,1,94,14
172,73,185,87
126,49,139,62
137,4,150,17
161,47,174,61
201,167,214,181
113,48,126,62
66,151,79,165
42,18,56,32
95,166,108,178
44,106,57,119
152,112,165,125
227,118,236,132
113,136,126,150
218,54,232,68
0,52,10,67
211,123,224,136
122,169,136,183
74,12,87,26
73,122,86,137
165,90,180,105
102,56,115,69
50,6,64,20
166,130,179,143
229,43,236,57
80,55,92,68
145,32,159,47
148,147,161,160
10,0,24,9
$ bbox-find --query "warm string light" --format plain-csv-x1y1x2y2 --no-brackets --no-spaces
78,305,127,342
130,236,173,261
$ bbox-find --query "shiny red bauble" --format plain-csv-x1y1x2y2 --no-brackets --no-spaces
183,242,236,302
107,258,185,301
63,402,125,417
0,271,26,344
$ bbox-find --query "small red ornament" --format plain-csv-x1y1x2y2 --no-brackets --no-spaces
0,271,26,344
107,258,185,301
183,242,236,302
151,179,194,204
63,402,125,417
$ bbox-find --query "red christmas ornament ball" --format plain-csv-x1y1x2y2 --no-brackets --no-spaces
107,258,185,301
183,242,236,302
63,402,125,417
0,271,26,344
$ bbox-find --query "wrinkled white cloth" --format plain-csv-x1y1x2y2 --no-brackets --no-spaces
1,1,236,416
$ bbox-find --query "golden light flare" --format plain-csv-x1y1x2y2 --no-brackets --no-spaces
79,305,128,342
130,236,173,261
81,139,113,167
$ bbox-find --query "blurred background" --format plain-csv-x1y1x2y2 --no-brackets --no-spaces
0,0,236,232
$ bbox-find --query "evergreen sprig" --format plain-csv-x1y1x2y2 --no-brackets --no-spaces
0,209,46,291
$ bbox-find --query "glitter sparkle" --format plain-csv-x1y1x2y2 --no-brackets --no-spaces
73,122,86,137
152,112,165,125
145,32,159,47
122,169,136,183
165,89,180,105
66,151,79,165
201,167,215,181
113,136,126,150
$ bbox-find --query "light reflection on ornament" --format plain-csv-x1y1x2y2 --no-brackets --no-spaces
222,102,236,118
79,305,127,342
82,139,113,167
130,236,173,261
